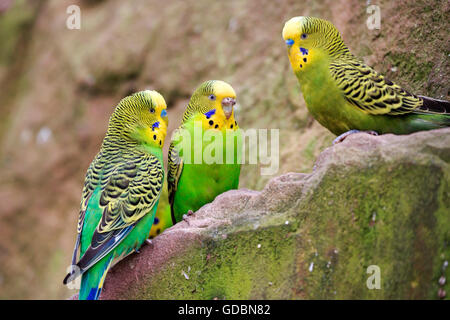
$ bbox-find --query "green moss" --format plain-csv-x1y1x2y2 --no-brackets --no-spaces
295,161,447,299
133,224,297,299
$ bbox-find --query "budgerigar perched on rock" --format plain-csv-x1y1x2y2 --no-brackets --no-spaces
168,80,242,224
282,16,450,143
63,90,168,300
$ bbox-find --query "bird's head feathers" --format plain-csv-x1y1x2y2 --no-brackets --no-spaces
183,80,238,130
107,90,168,148
282,16,350,73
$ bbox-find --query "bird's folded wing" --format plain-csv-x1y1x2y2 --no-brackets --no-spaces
75,155,163,275
77,153,102,235
167,142,184,214
68,155,99,269
330,60,423,115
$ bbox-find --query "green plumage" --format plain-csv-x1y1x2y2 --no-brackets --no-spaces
64,90,168,300
282,16,450,136
168,80,241,223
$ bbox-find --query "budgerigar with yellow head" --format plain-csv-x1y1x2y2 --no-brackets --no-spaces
167,80,242,224
282,16,450,143
63,90,168,300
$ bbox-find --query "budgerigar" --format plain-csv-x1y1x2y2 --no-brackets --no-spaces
63,90,168,300
168,80,242,224
282,16,450,143
149,204,172,239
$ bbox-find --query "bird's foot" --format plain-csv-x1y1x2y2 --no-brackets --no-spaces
183,210,195,225
332,130,378,145
145,239,154,248
134,248,140,254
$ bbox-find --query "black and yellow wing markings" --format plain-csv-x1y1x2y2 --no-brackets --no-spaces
167,141,184,224
63,155,163,284
67,153,102,269
330,60,450,116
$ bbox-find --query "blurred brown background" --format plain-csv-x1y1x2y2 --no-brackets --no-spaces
0,0,448,299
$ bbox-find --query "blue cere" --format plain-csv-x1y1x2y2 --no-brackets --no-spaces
285,39,294,46
300,47,309,55
160,109,167,117
204,109,216,119
152,121,160,131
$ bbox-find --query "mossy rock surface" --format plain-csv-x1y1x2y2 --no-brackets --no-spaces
76,128,450,300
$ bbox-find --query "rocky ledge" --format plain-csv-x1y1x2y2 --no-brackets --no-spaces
73,128,450,299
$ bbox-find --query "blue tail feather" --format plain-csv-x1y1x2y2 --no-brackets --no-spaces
79,255,113,300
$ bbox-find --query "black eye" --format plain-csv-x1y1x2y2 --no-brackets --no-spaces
301,33,308,40
208,94,216,101
149,108,155,114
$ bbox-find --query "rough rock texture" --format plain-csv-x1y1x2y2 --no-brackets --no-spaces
75,129,450,300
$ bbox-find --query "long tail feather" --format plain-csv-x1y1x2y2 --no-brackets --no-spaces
417,95,450,115
79,255,113,300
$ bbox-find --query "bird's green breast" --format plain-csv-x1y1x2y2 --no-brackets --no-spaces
173,162,240,222
172,119,241,222
296,53,360,135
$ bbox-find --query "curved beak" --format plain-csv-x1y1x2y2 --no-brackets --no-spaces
221,97,236,119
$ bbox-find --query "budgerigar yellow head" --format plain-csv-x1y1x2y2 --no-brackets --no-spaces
108,90,169,148
282,16,350,74
182,80,238,130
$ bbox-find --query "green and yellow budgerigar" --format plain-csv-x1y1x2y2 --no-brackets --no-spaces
63,90,168,300
148,203,172,239
282,16,450,143
167,80,242,224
